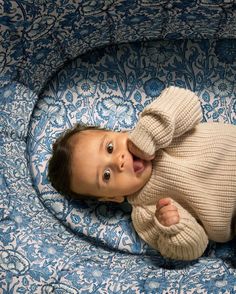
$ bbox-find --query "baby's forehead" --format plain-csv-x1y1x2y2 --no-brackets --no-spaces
69,129,97,144
67,132,81,148
69,129,107,150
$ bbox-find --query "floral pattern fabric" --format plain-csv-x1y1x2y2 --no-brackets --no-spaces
1,1,236,293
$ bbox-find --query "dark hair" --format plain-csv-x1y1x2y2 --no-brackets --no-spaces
48,123,102,199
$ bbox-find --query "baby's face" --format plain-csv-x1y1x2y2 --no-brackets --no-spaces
70,129,152,202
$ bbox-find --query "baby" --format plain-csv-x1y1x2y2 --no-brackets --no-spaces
48,86,236,261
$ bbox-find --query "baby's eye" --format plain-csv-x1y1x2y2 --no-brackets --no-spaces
103,169,111,182
106,142,113,154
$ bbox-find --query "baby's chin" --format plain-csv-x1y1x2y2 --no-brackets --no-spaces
131,164,152,195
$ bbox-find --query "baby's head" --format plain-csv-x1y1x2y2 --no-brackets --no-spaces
48,124,152,202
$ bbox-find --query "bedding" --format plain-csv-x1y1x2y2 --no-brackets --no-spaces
1,1,236,292
29,39,236,255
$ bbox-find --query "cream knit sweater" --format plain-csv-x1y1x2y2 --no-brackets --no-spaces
127,86,236,261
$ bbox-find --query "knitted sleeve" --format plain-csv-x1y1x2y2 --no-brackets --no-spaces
129,86,202,157
131,199,209,260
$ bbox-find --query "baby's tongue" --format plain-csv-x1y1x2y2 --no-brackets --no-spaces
133,157,144,173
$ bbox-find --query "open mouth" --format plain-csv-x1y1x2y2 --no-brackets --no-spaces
132,155,146,174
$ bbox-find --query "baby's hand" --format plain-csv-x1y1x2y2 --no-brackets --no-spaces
127,139,155,161
155,198,180,227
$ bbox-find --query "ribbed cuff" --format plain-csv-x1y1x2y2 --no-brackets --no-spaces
129,122,156,157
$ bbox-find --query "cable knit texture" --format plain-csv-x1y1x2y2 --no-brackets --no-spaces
128,86,236,261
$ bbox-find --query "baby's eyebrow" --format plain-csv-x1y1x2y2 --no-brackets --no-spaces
96,168,101,191
96,135,106,191
99,134,107,152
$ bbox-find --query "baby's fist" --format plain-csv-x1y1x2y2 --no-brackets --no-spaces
155,198,180,227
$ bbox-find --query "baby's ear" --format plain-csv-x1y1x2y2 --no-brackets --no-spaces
99,196,125,203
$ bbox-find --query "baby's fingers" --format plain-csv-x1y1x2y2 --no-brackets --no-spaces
156,198,180,226
156,198,172,210
157,211,179,227
127,139,154,161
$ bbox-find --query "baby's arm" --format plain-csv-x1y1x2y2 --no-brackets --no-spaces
129,86,202,158
131,199,208,260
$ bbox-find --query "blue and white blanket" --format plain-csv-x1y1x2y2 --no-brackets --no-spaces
1,1,236,292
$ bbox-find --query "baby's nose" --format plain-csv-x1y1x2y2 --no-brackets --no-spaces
115,153,125,171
